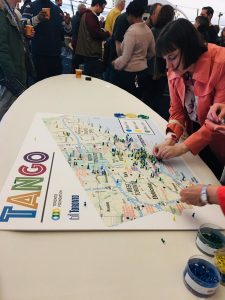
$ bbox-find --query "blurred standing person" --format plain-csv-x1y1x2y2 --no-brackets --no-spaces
112,1,155,99
113,0,148,59
75,0,110,77
22,0,66,81
54,0,72,38
99,16,105,28
194,15,210,42
20,0,31,14
106,0,148,84
145,4,175,119
104,0,125,34
145,2,162,29
218,27,225,47
200,6,217,44
14,1,22,19
0,0,28,120
71,3,86,70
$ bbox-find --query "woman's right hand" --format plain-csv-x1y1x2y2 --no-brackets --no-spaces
153,138,176,159
207,103,225,124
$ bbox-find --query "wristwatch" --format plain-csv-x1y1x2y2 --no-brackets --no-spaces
200,184,210,204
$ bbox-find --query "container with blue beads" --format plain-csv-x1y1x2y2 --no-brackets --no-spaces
196,223,225,256
183,255,221,297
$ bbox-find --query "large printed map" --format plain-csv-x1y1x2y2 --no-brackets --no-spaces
1,113,224,230
43,115,197,227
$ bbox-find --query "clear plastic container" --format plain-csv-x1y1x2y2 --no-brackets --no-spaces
196,223,225,256
214,247,225,286
183,255,221,297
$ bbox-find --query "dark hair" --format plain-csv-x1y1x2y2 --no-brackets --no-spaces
156,18,207,69
154,5,175,29
91,0,107,7
195,16,210,42
149,2,162,15
195,15,209,28
133,0,148,9
126,1,145,18
202,6,214,17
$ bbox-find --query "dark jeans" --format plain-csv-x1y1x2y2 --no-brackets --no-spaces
114,68,149,99
83,57,105,78
71,54,84,72
32,54,62,82
193,122,223,179
142,75,170,121
103,65,119,84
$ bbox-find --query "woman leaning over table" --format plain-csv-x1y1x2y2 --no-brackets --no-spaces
153,19,225,179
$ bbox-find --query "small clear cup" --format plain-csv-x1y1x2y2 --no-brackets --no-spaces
214,247,225,286
75,69,83,78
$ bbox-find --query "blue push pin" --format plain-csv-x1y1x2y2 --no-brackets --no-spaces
114,113,125,118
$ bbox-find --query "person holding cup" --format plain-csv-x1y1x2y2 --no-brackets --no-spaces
0,0,29,120
22,0,71,81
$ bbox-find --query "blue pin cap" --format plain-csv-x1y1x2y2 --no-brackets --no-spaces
114,113,125,118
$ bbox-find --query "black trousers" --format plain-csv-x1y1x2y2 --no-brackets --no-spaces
32,55,62,82
114,68,149,99
193,122,223,179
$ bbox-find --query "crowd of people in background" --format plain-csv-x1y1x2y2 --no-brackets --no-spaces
0,0,225,213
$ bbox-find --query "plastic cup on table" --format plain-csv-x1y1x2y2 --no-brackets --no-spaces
214,247,225,285
75,69,83,79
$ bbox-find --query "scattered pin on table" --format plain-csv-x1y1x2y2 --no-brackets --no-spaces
84,202,87,207
173,215,176,222
161,238,165,244
192,212,195,218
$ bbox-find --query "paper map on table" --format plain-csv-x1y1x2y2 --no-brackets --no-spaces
0,113,224,230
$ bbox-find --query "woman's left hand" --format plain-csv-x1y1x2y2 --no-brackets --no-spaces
156,143,189,159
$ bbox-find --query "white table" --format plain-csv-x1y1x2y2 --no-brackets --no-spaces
0,75,223,300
